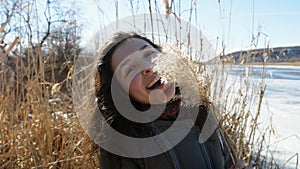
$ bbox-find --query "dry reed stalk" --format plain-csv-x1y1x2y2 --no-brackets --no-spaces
6,37,19,54
20,2,32,11
246,84,266,164
148,0,154,41
162,0,170,18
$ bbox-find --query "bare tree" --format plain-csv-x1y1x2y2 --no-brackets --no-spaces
0,0,82,101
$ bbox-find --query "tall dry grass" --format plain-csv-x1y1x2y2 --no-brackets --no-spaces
1,37,296,169
0,43,100,168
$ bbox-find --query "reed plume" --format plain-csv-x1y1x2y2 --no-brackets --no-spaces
153,44,209,107
161,0,171,18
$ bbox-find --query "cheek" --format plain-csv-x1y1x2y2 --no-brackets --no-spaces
115,74,134,93
128,76,142,95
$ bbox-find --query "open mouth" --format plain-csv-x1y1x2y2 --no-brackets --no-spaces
146,77,162,90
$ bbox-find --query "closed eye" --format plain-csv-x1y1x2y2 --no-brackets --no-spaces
125,65,136,77
144,51,159,59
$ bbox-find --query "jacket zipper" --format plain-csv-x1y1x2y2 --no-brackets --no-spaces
196,126,213,169
151,123,181,169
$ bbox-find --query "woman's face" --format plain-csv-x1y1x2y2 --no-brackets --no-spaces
111,38,175,104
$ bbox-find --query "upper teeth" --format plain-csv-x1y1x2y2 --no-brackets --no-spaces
147,76,160,88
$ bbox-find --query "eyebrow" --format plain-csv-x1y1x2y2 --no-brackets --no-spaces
139,44,149,51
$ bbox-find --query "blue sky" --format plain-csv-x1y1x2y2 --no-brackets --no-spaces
220,0,300,53
78,0,300,54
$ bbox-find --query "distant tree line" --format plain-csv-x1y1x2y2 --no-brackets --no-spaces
221,46,300,64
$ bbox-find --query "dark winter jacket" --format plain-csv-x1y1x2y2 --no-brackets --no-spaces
100,105,236,169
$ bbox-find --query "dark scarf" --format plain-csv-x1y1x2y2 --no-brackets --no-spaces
108,99,181,138
102,99,208,138
159,99,180,120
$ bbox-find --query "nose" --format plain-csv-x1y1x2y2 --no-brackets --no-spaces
141,67,153,76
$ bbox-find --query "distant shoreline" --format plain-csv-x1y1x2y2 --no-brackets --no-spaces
244,62,300,66
224,62,300,66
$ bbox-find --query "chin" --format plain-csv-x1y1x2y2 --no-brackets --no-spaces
152,90,175,104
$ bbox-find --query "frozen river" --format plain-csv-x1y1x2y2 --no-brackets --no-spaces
228,65,300,168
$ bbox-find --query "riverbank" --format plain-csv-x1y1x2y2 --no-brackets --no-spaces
224,62,300,66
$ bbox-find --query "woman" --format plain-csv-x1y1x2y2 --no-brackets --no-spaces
95,31,250,169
